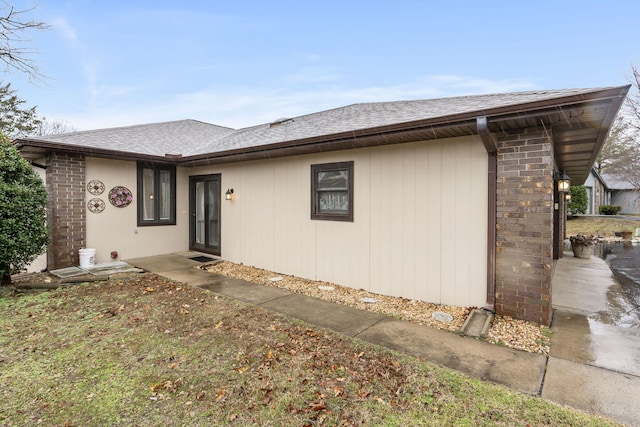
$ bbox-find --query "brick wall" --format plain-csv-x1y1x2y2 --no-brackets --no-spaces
495,128,554,326
46,152,86,269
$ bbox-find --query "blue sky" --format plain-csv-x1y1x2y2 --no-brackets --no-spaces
6,0,640,131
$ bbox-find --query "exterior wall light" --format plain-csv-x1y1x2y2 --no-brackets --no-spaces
565,192,572,202
556,171,570,193
225,188,234,201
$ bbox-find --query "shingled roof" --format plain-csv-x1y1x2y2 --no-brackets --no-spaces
15,86,630,183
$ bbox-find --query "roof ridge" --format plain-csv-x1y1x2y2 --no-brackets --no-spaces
253,87,624,129
42,118,235,139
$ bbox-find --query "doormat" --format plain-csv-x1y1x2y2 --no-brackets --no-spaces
189,255,216,263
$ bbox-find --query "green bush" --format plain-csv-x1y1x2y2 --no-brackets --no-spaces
568,185,587,215
0,137,49,284
599,205,622,215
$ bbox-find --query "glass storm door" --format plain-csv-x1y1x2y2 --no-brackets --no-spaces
190,174,221,255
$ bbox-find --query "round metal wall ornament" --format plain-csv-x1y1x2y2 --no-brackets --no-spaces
108,186,133,208
88,198,105,213
87,180,105,195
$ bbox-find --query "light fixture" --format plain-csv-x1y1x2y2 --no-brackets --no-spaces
565,192,572,202
225,188,234,201
556,170,570,193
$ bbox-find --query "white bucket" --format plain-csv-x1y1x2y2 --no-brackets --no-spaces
79,248,96,268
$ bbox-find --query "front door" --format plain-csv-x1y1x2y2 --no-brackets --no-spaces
190,174,221,255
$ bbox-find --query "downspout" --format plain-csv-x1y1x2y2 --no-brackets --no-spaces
477,116,497,312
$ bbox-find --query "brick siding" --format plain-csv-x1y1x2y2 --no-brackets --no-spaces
45,152,86,269
495,128,554,326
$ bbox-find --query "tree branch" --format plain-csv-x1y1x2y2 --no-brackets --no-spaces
0,1,50,81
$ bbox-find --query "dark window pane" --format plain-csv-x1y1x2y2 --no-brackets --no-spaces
137,162,176,226
311,161,353,222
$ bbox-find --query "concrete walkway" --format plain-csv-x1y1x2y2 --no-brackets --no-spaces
545,250,640,426
126,251,640,426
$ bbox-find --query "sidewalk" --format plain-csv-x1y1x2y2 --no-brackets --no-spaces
126,251,640,426
544,251,640,426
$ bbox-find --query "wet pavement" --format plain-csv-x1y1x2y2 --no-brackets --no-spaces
552,248,640,377
598,242,640,308
546,249,640,425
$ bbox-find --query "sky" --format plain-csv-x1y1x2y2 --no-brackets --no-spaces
4,0,640,131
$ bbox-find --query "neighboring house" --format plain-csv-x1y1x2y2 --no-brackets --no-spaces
583,168,611,214
601,173,640,214
14,86,629,325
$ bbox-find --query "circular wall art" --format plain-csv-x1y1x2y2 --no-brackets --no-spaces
87,180,105,195
88,198,105,213
108,186,133,208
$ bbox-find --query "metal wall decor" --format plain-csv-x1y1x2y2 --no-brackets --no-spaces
87,180,105,195
88,198,106,213
108,186,133,208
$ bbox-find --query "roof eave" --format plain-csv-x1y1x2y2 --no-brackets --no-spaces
14,139,179,163
180,85,632,167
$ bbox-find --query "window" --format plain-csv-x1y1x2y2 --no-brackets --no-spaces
311,161,354,221
137,162,176,225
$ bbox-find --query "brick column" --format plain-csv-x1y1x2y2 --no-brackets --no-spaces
46,152,86,269
495,129,554,326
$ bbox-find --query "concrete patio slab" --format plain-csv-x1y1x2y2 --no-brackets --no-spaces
83,261,143,276
156,268,221,287
50,266,86,279
126,254,201,272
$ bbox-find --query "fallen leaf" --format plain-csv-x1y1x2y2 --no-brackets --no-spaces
309,400,326,412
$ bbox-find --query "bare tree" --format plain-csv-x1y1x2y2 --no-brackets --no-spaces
0,1,49,81
597,116,637,170
598,64,640,187
34,117,76,135
626,64,640,133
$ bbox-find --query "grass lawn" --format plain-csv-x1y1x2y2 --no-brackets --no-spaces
0,274,622,426
567,215,640,238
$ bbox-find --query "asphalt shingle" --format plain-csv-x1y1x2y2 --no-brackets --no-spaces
28,88,615,159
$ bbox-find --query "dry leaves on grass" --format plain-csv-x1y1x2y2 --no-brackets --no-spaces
203,261,550,354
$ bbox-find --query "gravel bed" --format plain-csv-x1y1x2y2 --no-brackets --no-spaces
203,261,550,355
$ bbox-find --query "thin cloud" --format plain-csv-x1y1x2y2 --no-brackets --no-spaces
50,75,540,131
50,18,78,43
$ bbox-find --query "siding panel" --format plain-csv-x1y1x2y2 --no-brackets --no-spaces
163,135,486,308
